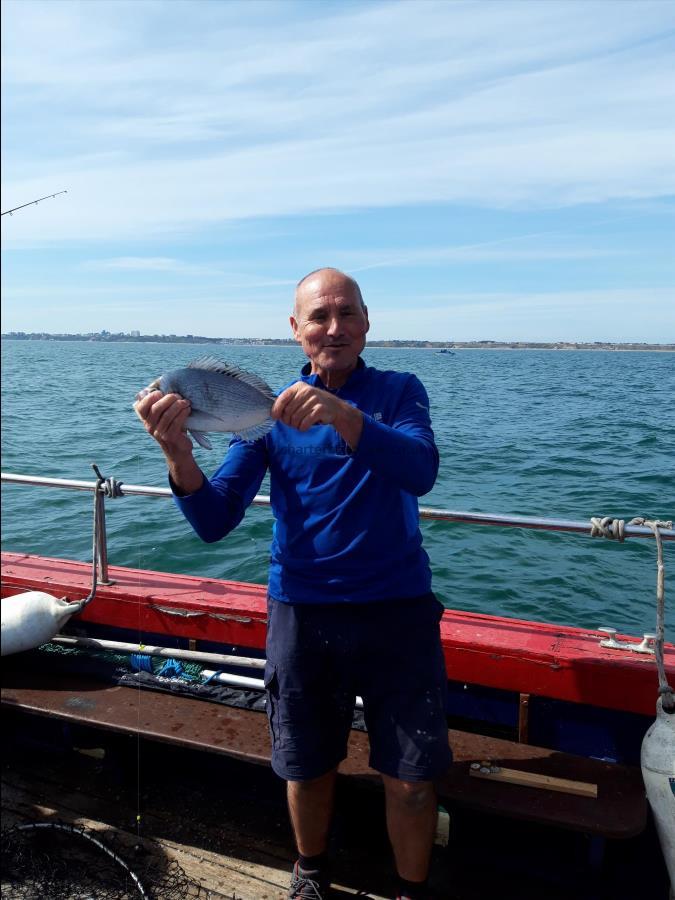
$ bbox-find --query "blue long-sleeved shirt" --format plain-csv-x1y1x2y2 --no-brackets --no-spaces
173,358,439,604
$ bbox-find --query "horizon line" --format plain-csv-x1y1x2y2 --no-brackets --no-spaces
2,332,673,350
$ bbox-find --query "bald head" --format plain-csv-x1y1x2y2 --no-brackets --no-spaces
290,267,370,385
295,268,364,316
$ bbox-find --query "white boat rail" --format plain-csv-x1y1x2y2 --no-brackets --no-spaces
2,470,673,536
2,469,673,585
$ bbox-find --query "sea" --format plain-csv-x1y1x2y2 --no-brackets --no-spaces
1,340,673,640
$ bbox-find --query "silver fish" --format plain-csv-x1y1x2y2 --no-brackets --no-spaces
137,356,276,449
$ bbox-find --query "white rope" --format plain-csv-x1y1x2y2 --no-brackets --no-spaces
631,518,674,711
590,515,628,541
590,515,673,542
591,514,674,709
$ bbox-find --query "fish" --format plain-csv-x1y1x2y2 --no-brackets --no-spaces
136,356,276,449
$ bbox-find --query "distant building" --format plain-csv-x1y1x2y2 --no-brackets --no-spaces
130,330,140,337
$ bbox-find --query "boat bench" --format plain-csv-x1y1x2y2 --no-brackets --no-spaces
1,670,647,842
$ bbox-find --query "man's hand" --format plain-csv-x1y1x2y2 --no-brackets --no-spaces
272,383,363,449
134,391,204,494
134,390,193,456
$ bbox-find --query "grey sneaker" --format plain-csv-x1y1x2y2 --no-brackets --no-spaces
287,860,328,899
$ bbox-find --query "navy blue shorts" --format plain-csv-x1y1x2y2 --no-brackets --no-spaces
264,593,452,782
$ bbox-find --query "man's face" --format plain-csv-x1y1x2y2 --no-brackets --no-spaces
291,272,369,376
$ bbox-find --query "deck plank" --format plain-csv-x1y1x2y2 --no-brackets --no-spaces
2,669,647,838
3,706,669,900
1,726,393,899
2,791,284,899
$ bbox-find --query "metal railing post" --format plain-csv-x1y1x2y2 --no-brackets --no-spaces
94,488,114,586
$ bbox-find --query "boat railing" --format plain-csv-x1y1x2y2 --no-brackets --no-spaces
2,470,673,586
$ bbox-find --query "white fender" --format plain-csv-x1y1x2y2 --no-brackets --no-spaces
1,591,84,656
641,698,675,893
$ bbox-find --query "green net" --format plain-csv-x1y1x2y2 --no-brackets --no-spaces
39,642,206,681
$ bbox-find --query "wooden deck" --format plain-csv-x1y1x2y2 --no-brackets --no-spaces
2,705,670,900
2,712,394,899
0,666,648,840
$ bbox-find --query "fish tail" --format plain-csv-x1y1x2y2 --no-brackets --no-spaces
234,418,275,442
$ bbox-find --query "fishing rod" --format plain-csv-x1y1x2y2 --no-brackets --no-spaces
1,190,67,217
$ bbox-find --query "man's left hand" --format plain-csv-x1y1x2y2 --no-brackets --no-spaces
272,383,363,448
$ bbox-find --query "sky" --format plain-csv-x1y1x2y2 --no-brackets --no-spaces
1,0,674,343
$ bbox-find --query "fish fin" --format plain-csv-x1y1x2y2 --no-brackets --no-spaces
187,356,275,401
188,429,213,450
134,378,161,403
233,417,275,443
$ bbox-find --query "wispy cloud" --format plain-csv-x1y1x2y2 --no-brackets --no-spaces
81,256,216,274
1,1,673,342
2,1,675,242
79,256,298,288
368,288,675,343
348,238,621,273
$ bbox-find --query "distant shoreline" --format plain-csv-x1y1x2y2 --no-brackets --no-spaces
2,333,673,352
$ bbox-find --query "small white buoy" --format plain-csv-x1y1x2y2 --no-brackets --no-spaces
434,805,450,847
641,698,675,893
1,591,84,656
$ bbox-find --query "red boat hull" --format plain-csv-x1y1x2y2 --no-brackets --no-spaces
2,551,671,718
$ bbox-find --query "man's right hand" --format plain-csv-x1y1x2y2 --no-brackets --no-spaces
134,391,205,495
134,390,194,458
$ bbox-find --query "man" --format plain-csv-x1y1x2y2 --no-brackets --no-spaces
135,268,451,900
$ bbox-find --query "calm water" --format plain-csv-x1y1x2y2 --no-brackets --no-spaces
2,340,673,639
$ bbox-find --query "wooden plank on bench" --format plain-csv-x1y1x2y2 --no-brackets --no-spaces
436,728,646,839
2,672,273,762
470,766,598,798
2,669,646,840
0,669,377,777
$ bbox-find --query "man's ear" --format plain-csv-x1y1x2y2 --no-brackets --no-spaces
363,305,370,333
290,314,302,343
